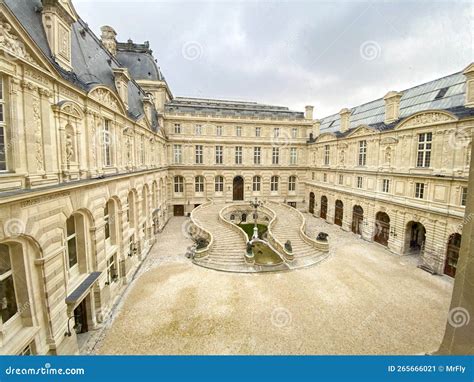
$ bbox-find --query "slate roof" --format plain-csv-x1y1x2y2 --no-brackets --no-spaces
165,97,305,119
318,71,469,135
116,40,165,82
4,0,159,129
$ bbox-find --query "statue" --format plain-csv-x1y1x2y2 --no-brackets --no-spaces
317,232,329,242
65,133,74,162
385,147,392,166
339,150,345,164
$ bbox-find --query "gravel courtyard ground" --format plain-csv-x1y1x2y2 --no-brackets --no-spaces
91,215,454,355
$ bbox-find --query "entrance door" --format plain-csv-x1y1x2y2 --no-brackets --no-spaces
173,205,184,216
405,221,426,254
74,299,88,334
309,192,315,214
334,200,343,226
352,205,364,235
320,196,328,219
374,212,390,246
444,233,462,277
233,176,244,201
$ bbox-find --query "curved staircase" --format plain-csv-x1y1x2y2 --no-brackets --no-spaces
191,202,249,272
189,201,329,272
268,202,330,268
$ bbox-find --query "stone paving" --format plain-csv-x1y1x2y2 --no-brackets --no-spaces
91,215,454,355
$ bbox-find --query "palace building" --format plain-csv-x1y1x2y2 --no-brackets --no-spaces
0,0,472,354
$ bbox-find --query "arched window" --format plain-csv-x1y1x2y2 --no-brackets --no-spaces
127,191,135,228
215,176,224,192
195,176,205,193
253,176,261,192
104,199,118,245
271,176,279,192
0,244,18,324
142,185,149,218
288,176,296,191
174,176,184,193
66,215,78,270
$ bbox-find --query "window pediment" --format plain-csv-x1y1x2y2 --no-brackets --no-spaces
395,110,457,130
88,86,126,115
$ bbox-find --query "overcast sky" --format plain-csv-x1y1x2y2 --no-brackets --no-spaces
74,0,472,118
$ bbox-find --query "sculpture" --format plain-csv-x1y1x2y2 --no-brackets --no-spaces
317,232,329,242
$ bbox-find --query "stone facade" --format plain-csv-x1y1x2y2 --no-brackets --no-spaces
0,0,471,355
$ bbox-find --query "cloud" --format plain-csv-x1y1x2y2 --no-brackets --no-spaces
74,0,471,118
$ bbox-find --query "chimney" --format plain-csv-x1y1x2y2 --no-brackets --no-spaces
339,108,351,133
101,25,117,56
383,91,403,124
112,67,130,109
463,63,474,108
305,105,314,120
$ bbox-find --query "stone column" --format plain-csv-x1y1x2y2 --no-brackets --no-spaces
437,139,474,354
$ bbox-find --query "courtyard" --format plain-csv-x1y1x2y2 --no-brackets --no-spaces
85,215,454,355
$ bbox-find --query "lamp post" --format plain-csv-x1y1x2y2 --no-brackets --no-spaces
249,197,264,240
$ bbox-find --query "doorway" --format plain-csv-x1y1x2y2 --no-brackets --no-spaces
334,200,343,226
233,176,244,201
173,205,184,216
352,205,364,235
405,221,426,254
320,196,328,219
74,299,88,334
309,192,315,214
374,211,390,247
444,233,462,277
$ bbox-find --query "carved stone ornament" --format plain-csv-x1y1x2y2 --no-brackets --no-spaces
89,87,124,113
397,111,457,130
0,21,36,65
33,98,44,170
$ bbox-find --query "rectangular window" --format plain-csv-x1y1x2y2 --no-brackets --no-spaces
106,255,118,284
339,175,343,185
236,126,242,137
272,147,279,165
274,128,280,138
173,145,182,164
415,182,425,199
382,179,390,193
66,216,78,269
195,177,204,193
288,176,296,191
324,145,330,165
254,147,261,165
235,146,242,164
292,128,298,139
358,140,367,166
357,176,363,189
174,123,181,134
215,146,223,164
461,187,467,206
253,176,261,192
417,132,432,167
290,148,297,165
255,127,261,137
174,177,184,193
103,120,112,167
0,245,18,323
323,173,327,182
195,145,203,164
312,172,315,180
215,176,224,192
271,176,279,192
0,77,6,171
216,126,222,136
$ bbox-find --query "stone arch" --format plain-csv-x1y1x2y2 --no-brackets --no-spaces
404,221,426,255
374,211,390,247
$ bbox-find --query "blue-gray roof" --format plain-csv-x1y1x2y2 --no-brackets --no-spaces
4,0,158,129
116,40,165,82
319,72,468,134
165,97,304,119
